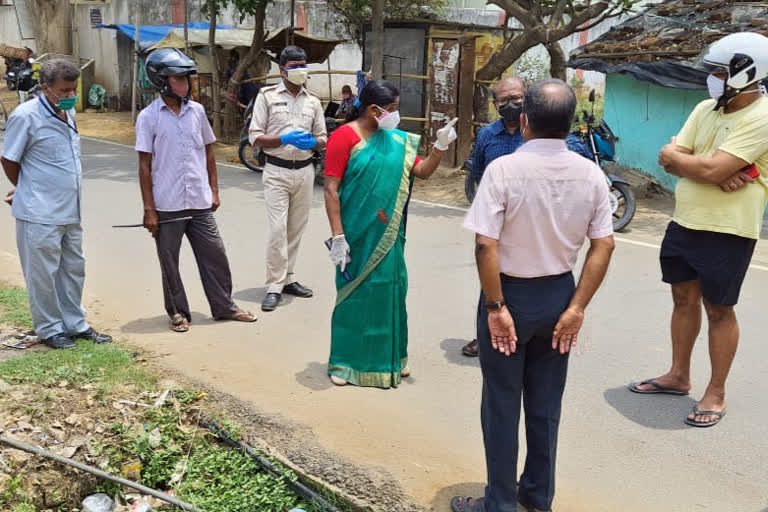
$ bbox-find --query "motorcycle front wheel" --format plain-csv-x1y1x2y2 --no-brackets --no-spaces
238,139,263,173
464,172,477,204
611,181,636,232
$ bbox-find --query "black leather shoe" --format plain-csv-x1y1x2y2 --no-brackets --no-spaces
43,333,76,350
283,282,313,298
261,293,281,312
70,327,112,344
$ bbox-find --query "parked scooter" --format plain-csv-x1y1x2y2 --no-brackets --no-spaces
573,89,636,232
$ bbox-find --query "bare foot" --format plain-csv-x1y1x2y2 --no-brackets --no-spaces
631,373,691,394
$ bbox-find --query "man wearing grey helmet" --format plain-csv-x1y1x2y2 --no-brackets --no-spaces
135,48,256,333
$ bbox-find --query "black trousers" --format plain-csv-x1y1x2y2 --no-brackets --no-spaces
478,273,575,512
155,209,237,321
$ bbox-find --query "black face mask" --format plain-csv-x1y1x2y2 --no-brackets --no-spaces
498,101,523,124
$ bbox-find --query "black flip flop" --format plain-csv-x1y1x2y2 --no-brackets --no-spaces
628,378,689,396
685,406,726,427
451,496,485,512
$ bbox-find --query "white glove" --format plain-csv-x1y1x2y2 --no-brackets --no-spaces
329,235,351,272
434,117,458,151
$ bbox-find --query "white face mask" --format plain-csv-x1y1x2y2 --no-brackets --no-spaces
375,107,400,130
285,67,308,86
707,74,725,100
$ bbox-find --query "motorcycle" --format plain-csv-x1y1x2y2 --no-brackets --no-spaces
238,97,339,187
575,89,635,232
6,59,41,104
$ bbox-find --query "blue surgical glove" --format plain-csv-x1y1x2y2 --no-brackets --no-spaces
279,130,308,147
294,134,318,150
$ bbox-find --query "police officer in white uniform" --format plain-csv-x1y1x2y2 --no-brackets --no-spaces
249,46,327,312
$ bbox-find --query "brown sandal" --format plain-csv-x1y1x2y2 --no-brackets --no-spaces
462,339,478,357
171,314,189,333
217,308,257,323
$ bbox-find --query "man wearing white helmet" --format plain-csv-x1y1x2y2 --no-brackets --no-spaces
630,33,768,428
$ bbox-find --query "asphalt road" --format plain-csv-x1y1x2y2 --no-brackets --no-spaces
1,136,767,511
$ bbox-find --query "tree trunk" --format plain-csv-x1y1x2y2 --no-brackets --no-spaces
209,8,222,137
28,0,72,55
546,41,567,81
370,0,385,80
222,1,267,140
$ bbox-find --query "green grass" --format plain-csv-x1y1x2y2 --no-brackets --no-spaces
0,341,156,391
0,285,32,328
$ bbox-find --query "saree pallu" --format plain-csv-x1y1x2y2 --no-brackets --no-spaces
328,128,420,388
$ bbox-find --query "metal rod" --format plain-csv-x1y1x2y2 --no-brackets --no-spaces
112,216,193,228
0,436,203,512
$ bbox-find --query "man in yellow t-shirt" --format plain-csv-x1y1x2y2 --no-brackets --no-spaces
630,33,768,428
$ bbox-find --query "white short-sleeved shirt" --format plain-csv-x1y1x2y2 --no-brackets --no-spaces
2,94,82,225
135,98,216,212
464,138,614,278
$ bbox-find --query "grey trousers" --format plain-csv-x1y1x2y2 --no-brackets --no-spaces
155,209,237,321
16,219,90,340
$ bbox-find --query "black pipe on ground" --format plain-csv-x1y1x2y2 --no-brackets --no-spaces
203,420,340,512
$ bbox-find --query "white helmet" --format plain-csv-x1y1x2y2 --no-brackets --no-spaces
695,32,768,89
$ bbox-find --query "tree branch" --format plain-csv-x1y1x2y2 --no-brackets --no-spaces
571,3,627,33
550,0,569,28
553,1,612,39
489,0,537,27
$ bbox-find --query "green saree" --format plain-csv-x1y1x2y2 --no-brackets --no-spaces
328,128,421,389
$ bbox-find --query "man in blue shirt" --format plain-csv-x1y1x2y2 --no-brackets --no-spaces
462,77,593,357
1,59,111,349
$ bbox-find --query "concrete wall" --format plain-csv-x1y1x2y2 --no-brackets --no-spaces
604,73,708,191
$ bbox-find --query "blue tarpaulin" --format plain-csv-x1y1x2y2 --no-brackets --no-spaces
99,22,232,50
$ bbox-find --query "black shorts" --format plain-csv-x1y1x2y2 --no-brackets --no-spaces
660,221,756,306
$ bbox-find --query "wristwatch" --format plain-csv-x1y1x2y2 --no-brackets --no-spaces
484,300,505,312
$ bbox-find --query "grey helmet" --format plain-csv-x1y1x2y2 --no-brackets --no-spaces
145,48,197,102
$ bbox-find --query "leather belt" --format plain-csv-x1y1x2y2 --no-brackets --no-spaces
501,271,573,282
266,155,314,169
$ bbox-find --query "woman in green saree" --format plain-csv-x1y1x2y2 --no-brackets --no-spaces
323,80,458,388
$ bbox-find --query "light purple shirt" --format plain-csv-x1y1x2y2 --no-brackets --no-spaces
464,138,614,278
135,98,216,212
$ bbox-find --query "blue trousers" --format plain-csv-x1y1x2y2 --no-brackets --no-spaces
478,273,575,512
16,220,89,339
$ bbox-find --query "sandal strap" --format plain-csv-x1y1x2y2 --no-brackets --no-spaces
692,407,725,417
